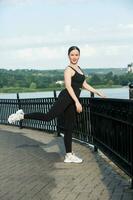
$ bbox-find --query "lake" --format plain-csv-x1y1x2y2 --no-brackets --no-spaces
0,87,129,99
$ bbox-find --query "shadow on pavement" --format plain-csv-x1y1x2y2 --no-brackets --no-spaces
0,130,62,200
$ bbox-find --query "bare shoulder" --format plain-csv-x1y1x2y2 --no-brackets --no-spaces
64,66,71,73
64,66,74,76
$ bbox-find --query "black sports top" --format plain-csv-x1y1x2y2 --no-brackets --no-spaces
68,66,85,89
58,66,86,100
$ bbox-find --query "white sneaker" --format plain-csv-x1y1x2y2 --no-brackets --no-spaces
8,109,24,124
64,152,83,163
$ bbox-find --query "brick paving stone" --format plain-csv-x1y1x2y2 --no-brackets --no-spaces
122,192,133,200
0,125,133,200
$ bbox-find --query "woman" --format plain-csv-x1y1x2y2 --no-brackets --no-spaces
8,46,106,163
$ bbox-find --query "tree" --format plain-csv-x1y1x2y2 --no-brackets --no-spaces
107,80,114,86
89,74,102,85
29,82,37,89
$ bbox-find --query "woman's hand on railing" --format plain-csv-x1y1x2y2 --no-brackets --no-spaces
97,91,107,98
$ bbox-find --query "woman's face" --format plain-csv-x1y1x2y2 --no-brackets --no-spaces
68,49,80,65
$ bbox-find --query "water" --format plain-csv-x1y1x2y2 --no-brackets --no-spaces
0,87,129,99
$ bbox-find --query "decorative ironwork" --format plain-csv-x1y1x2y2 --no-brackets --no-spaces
0,95,133,188
89,98,133,188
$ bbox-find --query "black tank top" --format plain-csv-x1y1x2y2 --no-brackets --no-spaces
68,66,85,89
58,66,86,100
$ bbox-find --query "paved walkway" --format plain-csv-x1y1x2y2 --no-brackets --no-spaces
0,125,133,200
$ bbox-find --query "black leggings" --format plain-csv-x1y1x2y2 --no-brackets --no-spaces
24,89,77,153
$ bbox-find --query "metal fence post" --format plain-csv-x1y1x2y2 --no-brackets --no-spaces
90,91,98,151
53,90,57,98
90,92,94,98
130,131,133,189
16,93,22,129
53,90,61,136
129,82,133,100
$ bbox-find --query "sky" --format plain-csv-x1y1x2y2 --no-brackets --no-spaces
0,0,133,70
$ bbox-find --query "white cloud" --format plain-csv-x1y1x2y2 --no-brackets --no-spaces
1,42,132,69
104,45,128,56
0,23,133,69
1,23,133,51
118,23,133,29
0,0,32,6
81,45,96,57
0,46,66,68
0,0,92,6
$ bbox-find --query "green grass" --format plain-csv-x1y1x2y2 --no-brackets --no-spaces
93,84,122,89
0,85,123,93
0,86,64,93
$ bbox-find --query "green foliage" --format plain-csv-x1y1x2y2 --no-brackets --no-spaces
30,82,37,89
89,74,101,85
0,68,132,93
88,71,131,86
0,69,64,89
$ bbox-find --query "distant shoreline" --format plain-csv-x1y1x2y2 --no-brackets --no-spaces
0,85,124,93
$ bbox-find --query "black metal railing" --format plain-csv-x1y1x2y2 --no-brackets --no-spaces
0,95,133,187
89,98,133,188
57,98,92,143
0,95,92,140
0,98,18,124
0,97,58,133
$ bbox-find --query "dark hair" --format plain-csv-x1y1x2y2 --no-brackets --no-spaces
68,46,80,55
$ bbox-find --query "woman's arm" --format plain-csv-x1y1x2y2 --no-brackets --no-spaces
82,80,106,98
64,68,82,113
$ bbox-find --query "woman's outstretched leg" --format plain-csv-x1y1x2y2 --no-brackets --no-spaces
8,91,72,123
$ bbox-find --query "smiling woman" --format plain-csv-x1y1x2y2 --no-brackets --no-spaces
8,46,106,163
